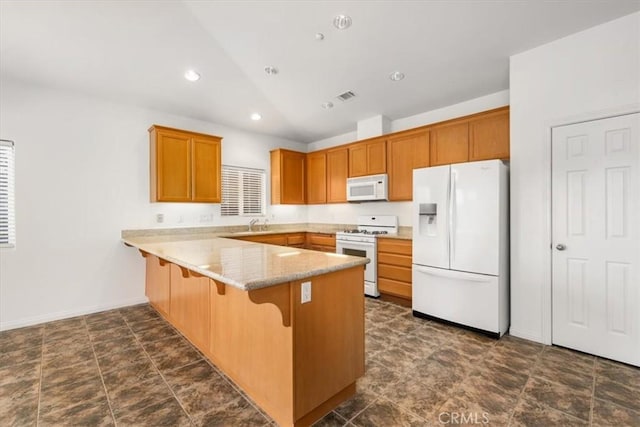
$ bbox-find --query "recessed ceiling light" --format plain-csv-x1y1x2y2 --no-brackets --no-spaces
321,102,334,109
184,69,201,82
251,113,262,121
264,66,278,76
333,14,352,30
315,33,325,41
389,71,405,81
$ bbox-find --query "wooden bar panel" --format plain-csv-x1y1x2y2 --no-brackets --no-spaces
293,267,364,419
209,281,294,425
169,264,210,351
145,255,171,315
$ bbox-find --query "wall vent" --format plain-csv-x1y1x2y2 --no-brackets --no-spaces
336,90,356,102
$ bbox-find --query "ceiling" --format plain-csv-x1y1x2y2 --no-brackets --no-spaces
1,1,638,143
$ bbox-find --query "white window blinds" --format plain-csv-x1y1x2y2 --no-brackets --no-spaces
0,140,16,247
221,165,265,216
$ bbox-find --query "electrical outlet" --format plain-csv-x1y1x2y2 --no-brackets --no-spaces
301,281,312,304
156,213,164,223
200,213,213,223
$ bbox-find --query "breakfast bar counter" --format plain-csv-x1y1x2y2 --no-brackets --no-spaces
123,234,367,427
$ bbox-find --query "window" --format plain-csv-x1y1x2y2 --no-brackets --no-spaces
0,140,15,248
221,165,266,216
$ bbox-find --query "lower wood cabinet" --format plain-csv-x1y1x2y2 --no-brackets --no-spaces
377,238,412,300
234,233,288,246
286,232,306,248
306,233,336,252
233,232,336,253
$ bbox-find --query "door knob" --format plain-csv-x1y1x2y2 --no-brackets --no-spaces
556,244,566,251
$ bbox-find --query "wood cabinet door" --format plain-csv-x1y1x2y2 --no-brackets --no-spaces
430,121,469,166
348,139,386,177
387,131,429,201
306,151,327,204
413,130,430,168
306,233,336,252
366,138,387,175
326,148,348,203
145,255,171,315
286,233,306,247
155,130,191,201
191,136,221,202
348,144,368,177
281,150,306,204
469,108,510,161
271,149,306,204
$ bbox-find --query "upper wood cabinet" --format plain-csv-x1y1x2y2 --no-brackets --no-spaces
469,107,510,161
387,130,430,201
326,147,349,203
271,149,306,204
348,138,386,177
306,151,327,204
149,125,222,203
430,121,469,166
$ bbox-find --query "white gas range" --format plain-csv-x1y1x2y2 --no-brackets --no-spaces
335,215,398,297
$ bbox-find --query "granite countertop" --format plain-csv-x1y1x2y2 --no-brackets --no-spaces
121,223,413,240
123,234,369,291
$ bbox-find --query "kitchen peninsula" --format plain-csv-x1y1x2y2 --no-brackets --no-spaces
122,233,368,427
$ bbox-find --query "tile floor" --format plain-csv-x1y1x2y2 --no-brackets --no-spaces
1,298,639,426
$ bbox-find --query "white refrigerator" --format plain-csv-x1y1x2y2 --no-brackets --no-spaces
412,159,509,337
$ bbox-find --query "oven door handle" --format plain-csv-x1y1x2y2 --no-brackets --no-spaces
337,241,374,249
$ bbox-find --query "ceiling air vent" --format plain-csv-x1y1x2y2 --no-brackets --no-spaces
336,91,356,102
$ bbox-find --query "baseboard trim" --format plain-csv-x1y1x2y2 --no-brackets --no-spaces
508,327,545,344
0,297,149,331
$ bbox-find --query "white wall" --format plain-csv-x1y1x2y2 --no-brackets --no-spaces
0,79,307,330
509,12,640,343
307,90,509,226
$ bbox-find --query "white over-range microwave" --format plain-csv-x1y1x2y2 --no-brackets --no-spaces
346,174,388,202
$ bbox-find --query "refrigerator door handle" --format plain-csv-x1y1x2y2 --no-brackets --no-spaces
449,171,456,264
414,266,492,283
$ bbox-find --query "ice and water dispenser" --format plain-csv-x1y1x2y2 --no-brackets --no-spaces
418,203,438,236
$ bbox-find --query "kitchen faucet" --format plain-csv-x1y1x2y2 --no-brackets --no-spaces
248,218,259,232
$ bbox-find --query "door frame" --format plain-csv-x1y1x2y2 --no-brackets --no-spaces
544,104,640,345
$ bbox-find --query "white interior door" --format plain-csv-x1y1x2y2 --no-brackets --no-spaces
552,112,640,366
